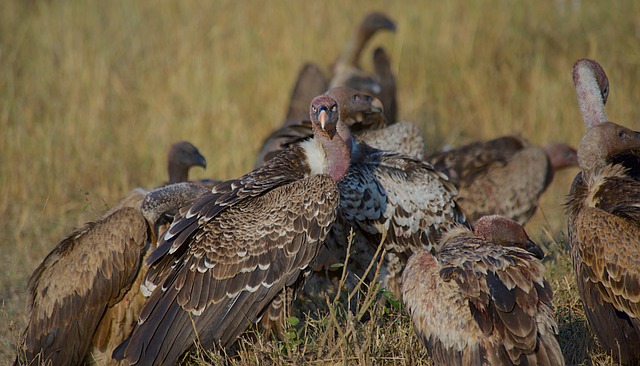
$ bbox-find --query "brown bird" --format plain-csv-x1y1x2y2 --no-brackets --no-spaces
166,141,207,184
329,12,397,99
402,215,563,366
567,58,640,364
15,183,210,366
255,87,387,167
427,136,578,225
113,94,352,365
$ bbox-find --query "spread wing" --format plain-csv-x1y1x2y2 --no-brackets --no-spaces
114,174,340,366
19,207,148,365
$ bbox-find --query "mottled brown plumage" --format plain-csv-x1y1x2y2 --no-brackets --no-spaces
427,136,578,225
167,141,207,184
290,89,465,300
113,94,352,365
15,183,209,366
567,59,640,364
402,215,563,366
255,87,387,167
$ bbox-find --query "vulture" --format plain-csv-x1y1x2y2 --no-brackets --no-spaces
15,183,210,366
567,58,640,364
402,215,563,366
329,11,397,109
112,93,353,365
166,141,207,185
302,88,466,301
427,136,578,225
256,11,399,167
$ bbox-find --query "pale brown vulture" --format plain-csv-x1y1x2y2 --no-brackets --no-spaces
15,183,209,366
402,215,563,365
427,137,578,225
166,141,207,184
567,58,640,364
112,94,353,365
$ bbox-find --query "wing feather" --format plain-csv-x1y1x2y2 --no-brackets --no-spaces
21,207,147,365
115,174,339,365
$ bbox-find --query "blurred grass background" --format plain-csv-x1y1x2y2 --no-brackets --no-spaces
2,0,640,364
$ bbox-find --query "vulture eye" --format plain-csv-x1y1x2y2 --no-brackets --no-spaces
312,106,317,114
331,105,337,112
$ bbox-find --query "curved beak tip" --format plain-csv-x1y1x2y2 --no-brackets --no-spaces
319,110,328,131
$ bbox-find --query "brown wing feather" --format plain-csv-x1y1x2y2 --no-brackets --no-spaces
403,229,562,366
428,136,526,186
114,175,339,366
284,63,329,125
572,205,640,357
455,146,550,225
20,207,148,366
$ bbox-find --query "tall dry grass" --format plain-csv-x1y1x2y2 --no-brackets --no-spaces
2,0,640,364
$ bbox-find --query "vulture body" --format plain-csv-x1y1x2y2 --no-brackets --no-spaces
113,94,353,365
427,136,578,225
15,183,210,366
402,215,563,366
567,58,640,365
294,88,465,301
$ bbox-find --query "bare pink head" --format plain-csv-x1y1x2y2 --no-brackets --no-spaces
543,142,578,171
474,215,544,259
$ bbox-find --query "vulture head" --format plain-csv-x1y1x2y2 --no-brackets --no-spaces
325,86,386,131
167,141,207,184
474,215,544,259
578,121,640,172
543,142,578,171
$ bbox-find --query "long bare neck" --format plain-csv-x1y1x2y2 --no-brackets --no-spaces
318,125,352,181
574,63,608,128
168,160,189,184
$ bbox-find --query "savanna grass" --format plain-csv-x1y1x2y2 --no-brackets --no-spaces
2,0,640,364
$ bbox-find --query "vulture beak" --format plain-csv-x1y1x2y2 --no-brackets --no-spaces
196,154,207,169
525,239,545,260
371,97,384,114
319,107,328,131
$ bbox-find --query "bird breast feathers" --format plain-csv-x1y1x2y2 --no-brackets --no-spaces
300,138,328,176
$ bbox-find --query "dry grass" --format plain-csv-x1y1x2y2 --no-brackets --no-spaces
2,0,640,364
